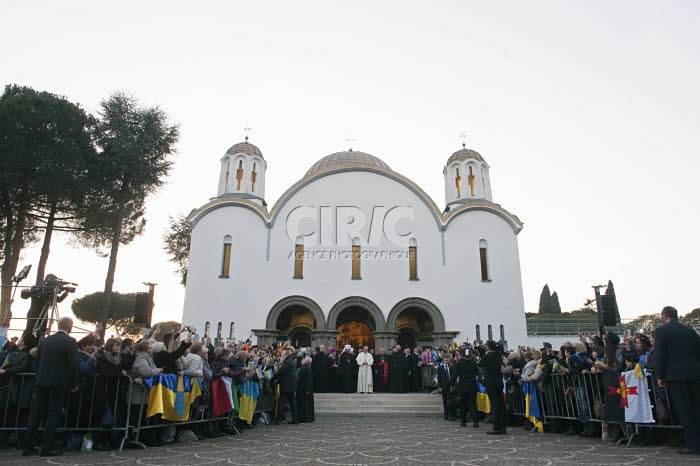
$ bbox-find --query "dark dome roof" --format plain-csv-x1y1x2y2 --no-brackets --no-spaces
445,147,485,166
306,150,391,176
225,140,264,159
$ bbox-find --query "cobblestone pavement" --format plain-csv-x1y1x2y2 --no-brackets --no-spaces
0,415,694,465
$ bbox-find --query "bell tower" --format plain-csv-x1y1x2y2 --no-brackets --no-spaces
443,143,492,208
217,137,267,206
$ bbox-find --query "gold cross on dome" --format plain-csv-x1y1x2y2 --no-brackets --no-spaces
244,126,252,142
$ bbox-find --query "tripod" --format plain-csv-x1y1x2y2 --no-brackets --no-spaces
31,287,61,340
22,285,68,340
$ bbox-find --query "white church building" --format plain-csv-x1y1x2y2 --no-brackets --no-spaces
181,139,527,351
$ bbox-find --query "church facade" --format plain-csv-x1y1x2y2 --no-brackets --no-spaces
181,139,527,351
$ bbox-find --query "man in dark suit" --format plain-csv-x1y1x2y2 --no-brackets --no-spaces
655,306,700,454
479,340,506,435
454,349,480,427
271,349,298,424
437,356,455,420
22,317,79,457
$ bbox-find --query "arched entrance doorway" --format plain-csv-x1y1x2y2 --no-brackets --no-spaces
276,305,316,348
335,306,376,349
397,329,417,349
394,307,434,349
262,296,327,348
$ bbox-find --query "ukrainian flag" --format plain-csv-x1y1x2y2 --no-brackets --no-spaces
476,382,491,414
144,374,201,421
237,379,259,423
520,380,544,433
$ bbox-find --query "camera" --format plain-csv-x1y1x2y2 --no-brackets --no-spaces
22,274,77,300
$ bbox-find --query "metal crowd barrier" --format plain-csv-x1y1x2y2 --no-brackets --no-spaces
254,378,275,421
507,371,682,448
0,371,284,454
130,375,280,447
0,373,133,452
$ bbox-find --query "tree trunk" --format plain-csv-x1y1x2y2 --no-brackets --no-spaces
0,191,29,327
101,202,124,328
35,202,56,285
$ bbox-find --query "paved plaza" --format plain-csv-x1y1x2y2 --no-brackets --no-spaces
0,414,692,465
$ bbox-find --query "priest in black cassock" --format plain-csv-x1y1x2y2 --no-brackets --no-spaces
328,348,339,392
312,345,330,393
389,345,406,393
373,347,389,393
403,348,413,393
338,345,356,393
297,356,315,423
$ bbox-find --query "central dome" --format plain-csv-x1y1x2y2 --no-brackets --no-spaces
306,150,391,176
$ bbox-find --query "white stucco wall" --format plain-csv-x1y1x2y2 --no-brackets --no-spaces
182,168,527,346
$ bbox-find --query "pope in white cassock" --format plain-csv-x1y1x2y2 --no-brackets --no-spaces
356,346,374,393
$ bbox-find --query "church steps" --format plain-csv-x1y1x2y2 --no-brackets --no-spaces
313,393,443,415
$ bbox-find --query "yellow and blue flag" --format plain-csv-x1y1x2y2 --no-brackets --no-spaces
144,374,201,421
237,379,260,423
476,382,491,414
520,380,544,433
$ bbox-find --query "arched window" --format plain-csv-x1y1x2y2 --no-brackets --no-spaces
229,322,235,340
293,236,304,279
251,162,258,192
221,235,232,278
500,324,505,341
216,322,222,345
479,239,490,281
351,237,361,279
409,238,418,281
204,321,210,338
475,324,481,343
487,324,493,341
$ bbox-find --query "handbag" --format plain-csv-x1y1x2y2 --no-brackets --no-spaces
655,397,670,425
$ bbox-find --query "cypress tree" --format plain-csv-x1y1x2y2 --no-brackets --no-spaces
538,284,553,315
605,280,620,322
551,291,562,314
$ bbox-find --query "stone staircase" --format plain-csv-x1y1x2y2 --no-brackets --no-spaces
314,393,443,415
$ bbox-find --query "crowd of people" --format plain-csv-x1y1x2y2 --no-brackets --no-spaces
0,305,697,457
0,319,321,457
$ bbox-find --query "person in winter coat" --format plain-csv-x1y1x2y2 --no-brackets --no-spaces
93,338,127,450
183,342,205,377
0,334,37,447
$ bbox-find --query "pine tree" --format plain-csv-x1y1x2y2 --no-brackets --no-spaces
75,92,179,328
538,284,553,315
605,280,620,322
551,291,562,314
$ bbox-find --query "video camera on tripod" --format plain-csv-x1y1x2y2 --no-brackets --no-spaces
21,273,78,340
20,274,77,300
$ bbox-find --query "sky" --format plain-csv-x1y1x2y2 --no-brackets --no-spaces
2,1,699,337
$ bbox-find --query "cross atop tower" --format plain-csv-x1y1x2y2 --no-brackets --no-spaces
459,132,467,149
244,126,252,142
